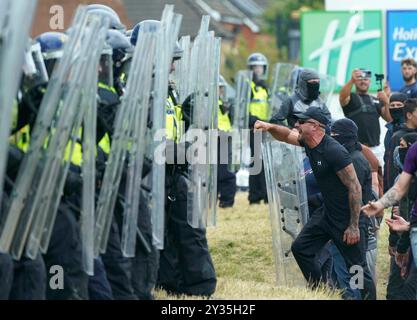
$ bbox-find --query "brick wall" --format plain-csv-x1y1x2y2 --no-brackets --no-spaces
31,0,132,37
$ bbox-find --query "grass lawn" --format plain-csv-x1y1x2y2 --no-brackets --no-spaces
156,192,391,300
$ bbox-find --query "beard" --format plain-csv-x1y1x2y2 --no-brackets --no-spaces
403,74,414,82
297,129,305,144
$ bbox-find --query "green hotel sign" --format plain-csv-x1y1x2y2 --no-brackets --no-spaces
301,11,383,91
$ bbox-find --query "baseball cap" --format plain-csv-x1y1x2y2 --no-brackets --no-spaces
296,108,330,127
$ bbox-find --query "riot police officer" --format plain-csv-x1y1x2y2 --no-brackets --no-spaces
217,75,236,208
247,53,269,204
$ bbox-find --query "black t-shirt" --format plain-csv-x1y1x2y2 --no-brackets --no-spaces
350,149,373,205
302,135,352,230
342,93,382,147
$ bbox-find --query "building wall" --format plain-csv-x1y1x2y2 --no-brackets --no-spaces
31,0,132,37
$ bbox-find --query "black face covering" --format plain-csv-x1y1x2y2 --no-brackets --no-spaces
399,147,408,165
306,82,320,100
333,135,357,152
389,108,404,123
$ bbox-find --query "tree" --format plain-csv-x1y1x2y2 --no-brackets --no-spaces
221,34,280,85
262,0,324,62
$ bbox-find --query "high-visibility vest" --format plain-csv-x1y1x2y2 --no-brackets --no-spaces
218,99,232,132
98,133,111,155
249,81,269,121
97,82,117,155
63,128,83,167
98,82,117,94
10,125,31,153
166,96,182,143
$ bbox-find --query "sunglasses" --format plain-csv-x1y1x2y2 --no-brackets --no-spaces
297,119,315,124
297,119,326,128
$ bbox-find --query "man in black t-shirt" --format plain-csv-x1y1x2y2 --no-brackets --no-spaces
254,108,376,300
339,69,391,166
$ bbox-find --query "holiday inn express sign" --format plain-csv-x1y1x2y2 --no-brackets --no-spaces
387,10,417,91
301,11,383,91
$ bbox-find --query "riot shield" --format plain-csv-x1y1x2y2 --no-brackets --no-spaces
149,5,182,250
0,6,88,257
25,11,110,262
185,16,220,229
80,60,99,275
0,0,37,213
120,24,156,258
207,37,221,227
262,134,308,287
94,21,160,256
173,35,191,104
229,70,252,173
318,73,336,106
0,7,109,260
269,63,300,118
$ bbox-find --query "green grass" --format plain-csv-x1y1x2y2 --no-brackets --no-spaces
156,193,391,300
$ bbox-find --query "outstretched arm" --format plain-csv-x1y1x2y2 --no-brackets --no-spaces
254,120,300,146
362,172,413,217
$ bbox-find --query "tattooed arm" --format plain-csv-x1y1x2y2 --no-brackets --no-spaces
336,164,362,245
362,171,413,217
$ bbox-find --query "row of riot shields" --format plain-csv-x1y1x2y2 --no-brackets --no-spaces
0,3,185,273
95,4,182,255
0,2,229,277
0,6,110,277
0,0,38,211
94,19,157,258
262,134,309,287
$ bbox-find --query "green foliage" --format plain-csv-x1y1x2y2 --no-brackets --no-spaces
262,0,324,61
221,34,280,85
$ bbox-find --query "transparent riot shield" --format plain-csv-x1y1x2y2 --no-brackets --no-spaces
229,70,252,173
269,63,300,118
120,25,156,258
150,5,182,250
262,134,308,287
318,73,336,107
173,35,191,104
94,22,159,256
80,61,99,275
0,6,88,258
0,0,37,213
24,12,110,262
185,16,220,229
207,37,221,227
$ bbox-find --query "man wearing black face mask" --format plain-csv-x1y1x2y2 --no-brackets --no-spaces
384,132,417,300
383,92,408,192
270,68,331,128
386,98,417,192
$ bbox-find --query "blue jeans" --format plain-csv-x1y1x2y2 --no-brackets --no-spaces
411,228,417,300
329,243,361,300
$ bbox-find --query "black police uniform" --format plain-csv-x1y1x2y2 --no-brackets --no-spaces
157,87,217,297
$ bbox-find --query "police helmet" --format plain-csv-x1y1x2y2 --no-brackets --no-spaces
86,4,125,31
